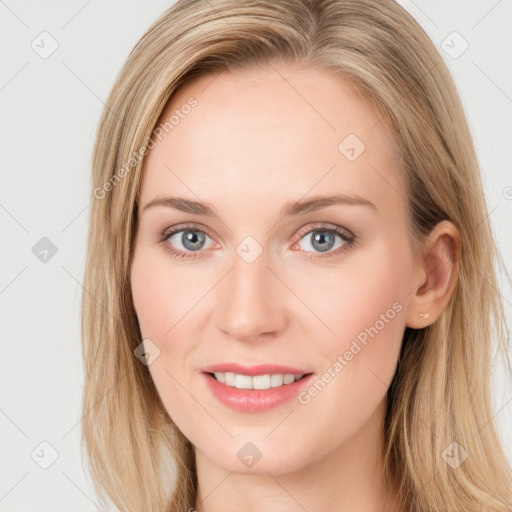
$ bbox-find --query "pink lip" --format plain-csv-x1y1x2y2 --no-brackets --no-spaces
201,366,315,413
201,362,311,376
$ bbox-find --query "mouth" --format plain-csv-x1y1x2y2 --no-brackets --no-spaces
201,366,316,412
206,371,312,390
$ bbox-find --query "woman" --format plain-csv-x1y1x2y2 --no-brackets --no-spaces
81,1,512,511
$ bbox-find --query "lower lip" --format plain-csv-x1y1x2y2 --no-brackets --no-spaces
202,372,315,412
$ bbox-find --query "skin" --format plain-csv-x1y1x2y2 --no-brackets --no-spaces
130,61,461,512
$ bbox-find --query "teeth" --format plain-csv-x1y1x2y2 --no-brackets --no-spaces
213,372,304,390
270,374,284,387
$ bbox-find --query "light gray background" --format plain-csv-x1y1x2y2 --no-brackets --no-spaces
0,1,511,510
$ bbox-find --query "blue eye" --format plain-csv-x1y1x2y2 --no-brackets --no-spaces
162,228,215,259
296,227,353,255
292,224,355,259
159,223,356,260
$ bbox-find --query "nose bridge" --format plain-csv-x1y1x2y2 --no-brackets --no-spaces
214,242,286,340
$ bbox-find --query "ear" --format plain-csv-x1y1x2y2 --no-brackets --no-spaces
406,220,461,328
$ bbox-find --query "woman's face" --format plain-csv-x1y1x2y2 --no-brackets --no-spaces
131,62,420,475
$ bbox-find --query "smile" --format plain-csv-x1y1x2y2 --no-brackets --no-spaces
202,371,314,412
211,372,305,390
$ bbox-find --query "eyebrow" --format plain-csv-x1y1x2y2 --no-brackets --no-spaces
141,193,377,217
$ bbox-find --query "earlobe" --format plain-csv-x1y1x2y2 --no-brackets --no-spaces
405,220,461,329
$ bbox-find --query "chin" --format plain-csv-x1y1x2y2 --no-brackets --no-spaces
198,441,314,477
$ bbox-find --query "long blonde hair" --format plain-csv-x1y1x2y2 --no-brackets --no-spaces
81,1,512,510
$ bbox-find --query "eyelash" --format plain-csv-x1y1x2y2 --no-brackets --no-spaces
158,223,356,260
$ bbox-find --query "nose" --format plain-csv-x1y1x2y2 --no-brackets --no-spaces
214,249,288,342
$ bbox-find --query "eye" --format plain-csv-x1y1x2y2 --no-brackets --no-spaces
293,224,355,258
159,223,356,260
160,225,216,259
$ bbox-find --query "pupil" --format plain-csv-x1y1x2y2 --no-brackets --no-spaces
312,231,334,252
183,230,204,250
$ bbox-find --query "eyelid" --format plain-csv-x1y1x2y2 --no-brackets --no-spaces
159,223,219,244
160,222,354,242
295,222,354,241
159,221,356,259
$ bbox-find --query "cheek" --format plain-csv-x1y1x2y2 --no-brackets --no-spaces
130,249,200,424
298,244,408,346
297,242,410,398
131,264,170,339
285,271,406,448
130,247,202,339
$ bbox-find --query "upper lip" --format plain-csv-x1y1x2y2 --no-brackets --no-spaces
202,363,313,376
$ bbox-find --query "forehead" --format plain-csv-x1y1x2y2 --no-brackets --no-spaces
139,62,404,215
